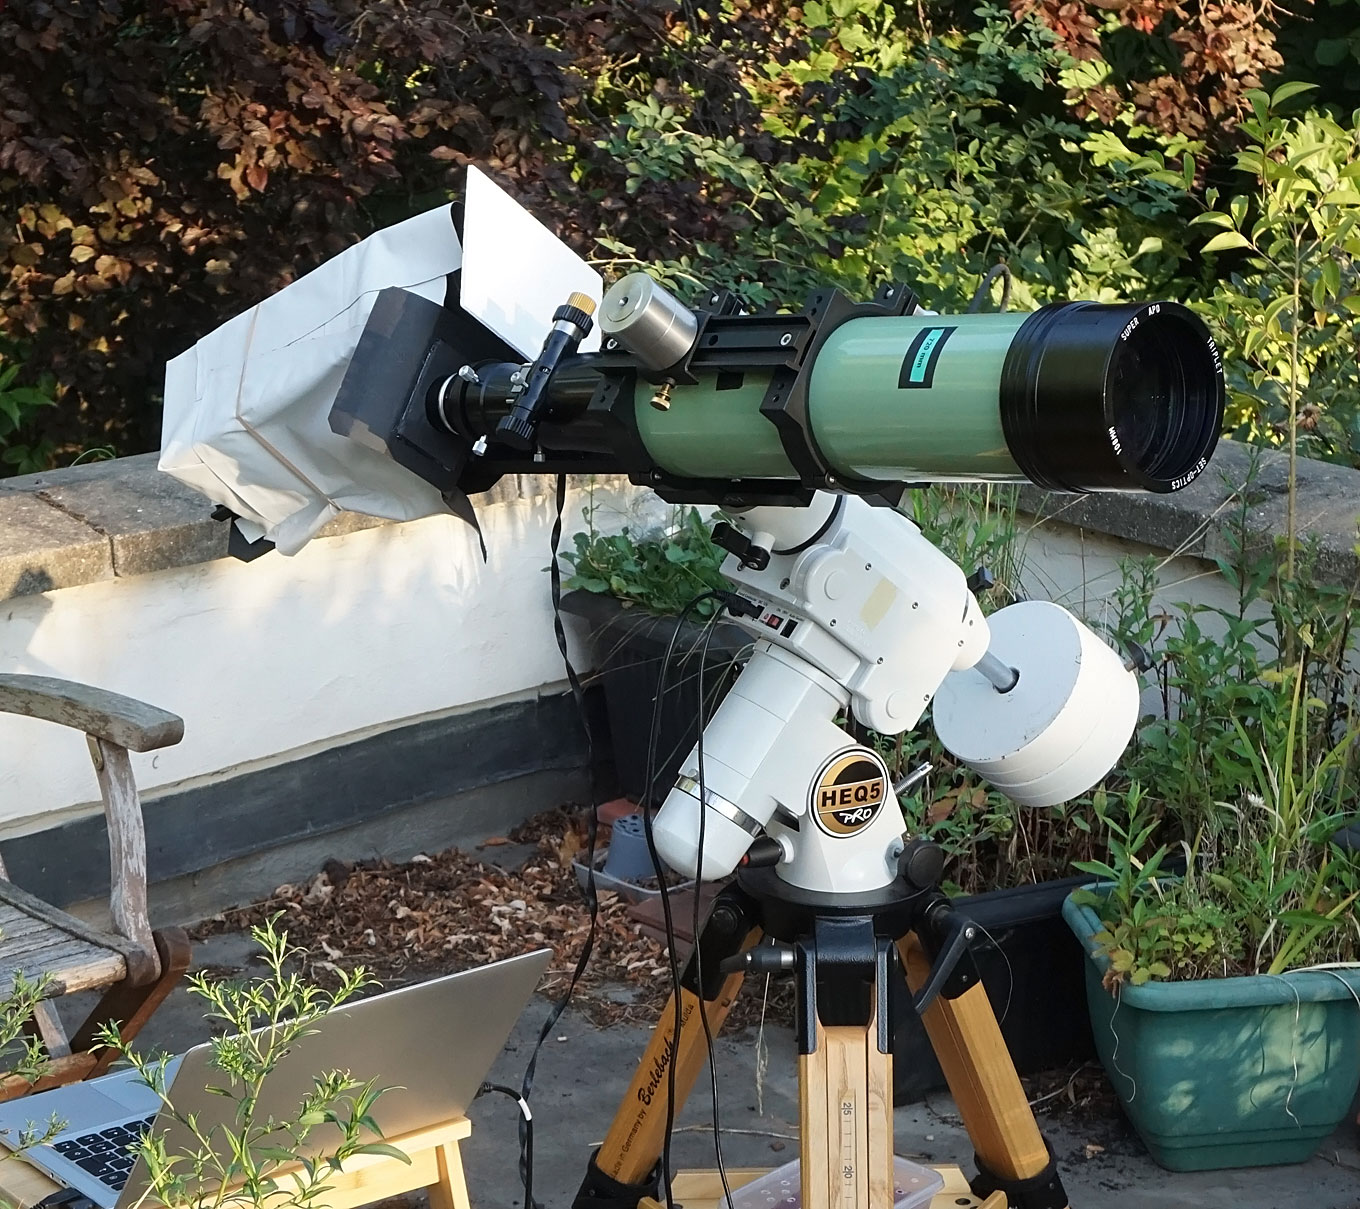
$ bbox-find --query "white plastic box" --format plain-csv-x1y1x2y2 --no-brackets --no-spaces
724,1156,944,1209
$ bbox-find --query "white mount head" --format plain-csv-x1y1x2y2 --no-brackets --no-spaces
652,494,1140,895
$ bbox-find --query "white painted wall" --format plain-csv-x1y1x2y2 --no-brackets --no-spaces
1015,521,1248,635
0,479,664,832
1012,517,1279,719
0,467,1274,836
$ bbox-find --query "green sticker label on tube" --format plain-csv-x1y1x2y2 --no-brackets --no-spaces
898,326,956,389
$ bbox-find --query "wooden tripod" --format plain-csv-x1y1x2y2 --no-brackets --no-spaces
572,878,1069,1209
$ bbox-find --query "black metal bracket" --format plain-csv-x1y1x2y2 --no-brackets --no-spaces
794,915,894,1055
913,895,983,1012
210,505,276,562
759,281,915,497
571,1150,661,1209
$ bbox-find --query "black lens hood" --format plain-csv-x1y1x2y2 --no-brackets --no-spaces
1000,300,1224,493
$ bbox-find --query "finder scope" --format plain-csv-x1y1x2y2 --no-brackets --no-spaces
330,272,1224,509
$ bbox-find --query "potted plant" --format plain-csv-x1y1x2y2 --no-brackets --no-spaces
1060,86,1360,1167
1065,667,1360,1171
559,499,747,803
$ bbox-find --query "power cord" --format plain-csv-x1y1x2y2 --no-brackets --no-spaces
637,587,756,1209
638,588,726,1209
966,263,1012,313
507,475,605,1209
692,605,735,1208
475,1082,535,1209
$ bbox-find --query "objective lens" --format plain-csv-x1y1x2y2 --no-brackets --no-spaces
999,301,1223,492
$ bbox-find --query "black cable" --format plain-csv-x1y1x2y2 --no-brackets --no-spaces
476,1082,534,1209
966,263,1012,313
637,588,727,1209
691,606,735,1208
513,474,604,1209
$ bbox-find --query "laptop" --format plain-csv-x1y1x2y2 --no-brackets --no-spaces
0,949,551,1209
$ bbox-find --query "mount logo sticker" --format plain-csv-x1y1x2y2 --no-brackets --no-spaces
810,749,890,837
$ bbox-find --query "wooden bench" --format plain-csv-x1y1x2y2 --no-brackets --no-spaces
0,675,191,1100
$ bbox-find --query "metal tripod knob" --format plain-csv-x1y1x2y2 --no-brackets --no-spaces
897,837,945,891
718,940,795,976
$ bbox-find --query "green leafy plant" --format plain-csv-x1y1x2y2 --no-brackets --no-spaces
1070,786,1216,989
1076,660,1360,986
0,953,64,1168
0,342,56,476
593,3,1195,312
0,972,54,1091
1190,88,1360,562
561,502,732,619
97,917,405,1209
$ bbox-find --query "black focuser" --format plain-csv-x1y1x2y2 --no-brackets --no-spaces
711,521,771,571
493,293,596,452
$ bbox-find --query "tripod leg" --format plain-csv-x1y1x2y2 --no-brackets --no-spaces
574,888,762,1209
799,1014,894,1209
898,935,1069,1209
796,920,894,1209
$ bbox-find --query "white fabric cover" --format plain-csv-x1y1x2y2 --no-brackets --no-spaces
159,205,462,555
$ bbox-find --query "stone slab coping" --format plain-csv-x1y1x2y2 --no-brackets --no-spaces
1,441,1356,602
1016,440,1360,586
0,453,583,601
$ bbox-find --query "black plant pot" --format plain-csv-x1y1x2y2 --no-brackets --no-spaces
890,875,1097,1104
559,590,748,802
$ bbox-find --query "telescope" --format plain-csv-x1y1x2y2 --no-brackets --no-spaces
326,266,1223,892
163,182,1227,1209
330,273,1223,512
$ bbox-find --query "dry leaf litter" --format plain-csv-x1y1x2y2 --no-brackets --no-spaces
194,807,792,1029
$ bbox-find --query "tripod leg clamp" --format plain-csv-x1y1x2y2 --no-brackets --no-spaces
572,1150,662,1209
971,1138,1068,1209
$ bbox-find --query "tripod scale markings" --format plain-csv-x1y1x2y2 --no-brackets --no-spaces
838,1097,858,1209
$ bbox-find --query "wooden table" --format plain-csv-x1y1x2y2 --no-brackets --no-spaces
0,1117,473,1209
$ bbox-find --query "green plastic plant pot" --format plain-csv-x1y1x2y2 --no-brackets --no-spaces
1063,891,1360,1172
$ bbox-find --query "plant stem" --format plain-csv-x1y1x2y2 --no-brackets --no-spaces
1286,232,1301,579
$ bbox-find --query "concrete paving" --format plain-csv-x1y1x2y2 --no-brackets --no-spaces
45,932,1360,1209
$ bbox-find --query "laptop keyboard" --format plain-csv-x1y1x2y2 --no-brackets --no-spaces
52,1115,157,1191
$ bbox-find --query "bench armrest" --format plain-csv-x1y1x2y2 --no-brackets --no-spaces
0,675,182,977
0,675,183,752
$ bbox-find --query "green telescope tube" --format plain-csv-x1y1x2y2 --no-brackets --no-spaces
637,313,1029,484
627,297,1224,495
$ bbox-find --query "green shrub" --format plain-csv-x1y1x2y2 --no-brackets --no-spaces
596,3,1196,312
560,503,732,619
98,917,402,1209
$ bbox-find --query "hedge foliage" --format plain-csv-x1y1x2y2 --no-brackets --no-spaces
1,0,1357,468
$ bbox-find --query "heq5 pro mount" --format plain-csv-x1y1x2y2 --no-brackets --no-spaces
327,262,1225,1209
